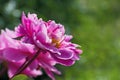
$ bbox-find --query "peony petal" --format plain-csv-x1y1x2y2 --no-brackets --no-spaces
64,35,73,42
3,48,27,61
29,60,38,70
21,12,27,26
44,68,55,80
8,62,18,78
36,31,48,43
18,42,35,54
52,55,75,66
55,58,75,66
23,68,42,77
55,49,73,60
8,61,42,78
5,28,17,38
36,23,51,43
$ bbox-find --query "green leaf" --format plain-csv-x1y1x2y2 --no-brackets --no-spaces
11,74,32,80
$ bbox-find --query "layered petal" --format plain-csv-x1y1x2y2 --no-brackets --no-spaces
3,48,27,61
8,60,42,78
37,52,61,80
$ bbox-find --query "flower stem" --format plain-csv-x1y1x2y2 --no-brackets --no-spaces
11,49,41,79
0,60,7,78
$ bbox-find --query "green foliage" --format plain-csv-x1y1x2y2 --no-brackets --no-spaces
11,74,31,80
0,0,120,80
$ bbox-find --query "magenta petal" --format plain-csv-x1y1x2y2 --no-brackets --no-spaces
64,35,73,41
8,62,18,78
29,60,38,70
72,54,80,60
3,48,27,61
40,61,61,75
23,68,42,77
28,13,38,22
44,68,55,80
36,24,51,43
8,61,42,78
19,42,35,54
55,49,73,60
53,55,75,66
36,31,48,43
46,46,61,55
21,12,27,26
5,28,17,38
57,59,74,66
15,24,26,36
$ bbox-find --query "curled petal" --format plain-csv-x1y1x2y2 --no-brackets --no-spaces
52,55,75,66
55,49,73,60
56,58,75,66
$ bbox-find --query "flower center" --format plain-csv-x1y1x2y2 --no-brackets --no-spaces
52,38,61,48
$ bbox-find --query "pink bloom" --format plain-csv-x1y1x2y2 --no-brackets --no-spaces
16,12,82,67
0,29,42,77
0,12,82,80
0,29,60,80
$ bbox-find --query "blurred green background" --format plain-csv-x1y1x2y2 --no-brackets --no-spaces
0,0,120,80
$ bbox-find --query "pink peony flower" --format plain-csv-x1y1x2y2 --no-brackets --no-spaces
0,12,82,80
16,12,82,67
